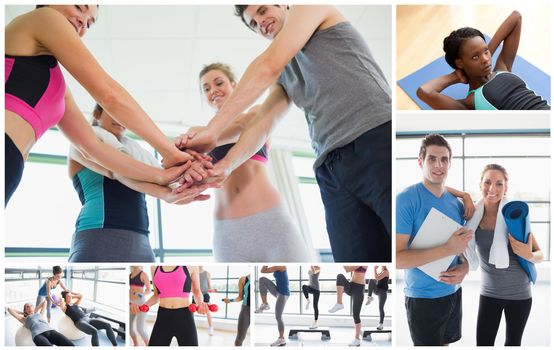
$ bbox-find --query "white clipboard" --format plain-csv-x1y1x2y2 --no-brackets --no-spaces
410,207,462,281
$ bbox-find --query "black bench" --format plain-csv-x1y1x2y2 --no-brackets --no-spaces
363,329,392,341
289,327,331,340
90,312,126,340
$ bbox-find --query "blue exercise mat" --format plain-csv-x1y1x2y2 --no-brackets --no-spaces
502,201,537,284
398,34,551,109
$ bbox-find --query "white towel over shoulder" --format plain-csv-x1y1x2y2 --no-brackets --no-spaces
92,126,160,168
464,197,510,270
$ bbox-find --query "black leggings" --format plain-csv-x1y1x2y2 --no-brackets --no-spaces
302,285,320,320
367,279,388,323
476,295,532,346
336,274,364,324
33,330,75,346
75,318,118,346
149,306,198,346
5,134,24,206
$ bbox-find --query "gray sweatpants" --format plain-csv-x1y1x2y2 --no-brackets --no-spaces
213,203,310,262
69,228,155,262
235,305,250,346
259,277,288,333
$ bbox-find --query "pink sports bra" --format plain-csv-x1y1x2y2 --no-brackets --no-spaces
153,266,191,299
5,55,66,140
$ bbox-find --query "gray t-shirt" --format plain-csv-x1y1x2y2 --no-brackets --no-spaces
308,270,320,290
278,22,391,170
475,227,531,300
25,313,53,338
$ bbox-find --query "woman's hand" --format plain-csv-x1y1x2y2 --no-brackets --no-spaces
508,233,534,260
163,183,216,205
157,161,193,186
129,303,140,315
195,301,209,315
179,127,219,154
461,193,475,220
181,160,214,184
175,127,205,150
161,147,194,169
223,298,232,304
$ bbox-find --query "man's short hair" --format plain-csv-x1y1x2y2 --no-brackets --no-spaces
234,5,253,31
418,134,452,160
61,291,69,300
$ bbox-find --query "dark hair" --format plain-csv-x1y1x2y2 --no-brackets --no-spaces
92,103,103,126
480,163,509,182
199,63,237,83
52,266,62,275
61,291,69,300
419,134,452,160
443,27,485,69
234,5,288,31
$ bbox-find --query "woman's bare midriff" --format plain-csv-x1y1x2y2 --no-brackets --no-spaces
5,110,36,160
351,271,366,284
214,160,281,220
158,297,190,309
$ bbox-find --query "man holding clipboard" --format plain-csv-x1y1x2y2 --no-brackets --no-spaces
396,134,473,346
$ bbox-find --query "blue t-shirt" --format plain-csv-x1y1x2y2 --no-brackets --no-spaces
273,270,290,296
396,182,464,298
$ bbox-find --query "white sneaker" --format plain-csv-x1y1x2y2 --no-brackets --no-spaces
328,303,344,313
270,337,286,347
255,303,270,313
349,338,361,347
209,326,214,336
305,299,311,310
309,322,318,330
365,296,374,305
376,323,383,330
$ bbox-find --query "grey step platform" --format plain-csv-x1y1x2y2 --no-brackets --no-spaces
289,327,331,340
363,329,392,341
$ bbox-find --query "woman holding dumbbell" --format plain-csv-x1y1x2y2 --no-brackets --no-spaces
223,274,251,346
129,266,151,346
130,266,208,346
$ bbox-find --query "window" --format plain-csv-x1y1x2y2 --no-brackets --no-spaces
396,132,550,260
291,153,331,255
254,266,391,319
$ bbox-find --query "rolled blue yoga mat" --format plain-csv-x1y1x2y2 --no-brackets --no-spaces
502,201,537,284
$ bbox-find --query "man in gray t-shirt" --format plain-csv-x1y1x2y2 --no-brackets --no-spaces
182,5,391,262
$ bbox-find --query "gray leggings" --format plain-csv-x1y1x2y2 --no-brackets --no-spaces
75,317,118,346
259,277,288,333
235,305,250,346
69,228,155,262
129,302,148,342
213,203,310,262
35,295,52,320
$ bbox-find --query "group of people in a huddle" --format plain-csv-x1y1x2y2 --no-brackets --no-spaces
5,4,391,263
256,265,390,347
397,134,543,346
7,266,118,346
128,266,250,347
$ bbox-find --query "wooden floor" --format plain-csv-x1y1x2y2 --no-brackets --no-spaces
396,5,552,110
